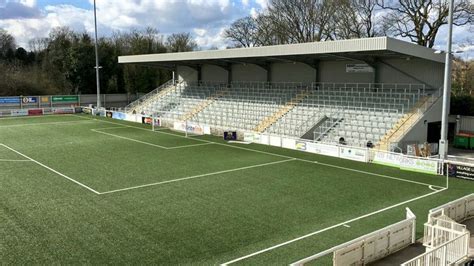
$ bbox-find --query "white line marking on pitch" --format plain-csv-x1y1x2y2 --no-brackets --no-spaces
0,114,75,120
167,142,213,149
0,143,101,195
91,128,214,150
0,159,32,162
91,129,169,149
342,224,351,228
77,115,444,190
100,158,296,195
220,188,447,265
0,120,97,128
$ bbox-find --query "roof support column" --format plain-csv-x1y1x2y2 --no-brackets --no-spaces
265,63,272,83
372,60,380,84
312,60,321,83
227,65,232,87
197,65,202,85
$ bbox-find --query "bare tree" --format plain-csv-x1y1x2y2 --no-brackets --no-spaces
166,32,198,52
332,0,383,39
0,28,15,57
223,16,260,47
378,0,474,48
28,37,49,54
265,0,336,43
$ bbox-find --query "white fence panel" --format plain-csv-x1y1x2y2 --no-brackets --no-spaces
269,136,281,147
291,208,416,266
402,232,469,266
428,193,474,223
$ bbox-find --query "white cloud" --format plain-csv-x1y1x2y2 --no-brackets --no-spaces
17,0,36,7
255,0,268,10
0,0,471,57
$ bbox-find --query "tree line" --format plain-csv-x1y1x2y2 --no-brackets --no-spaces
224,0,473,48
0,0,473,115
0,27,197,96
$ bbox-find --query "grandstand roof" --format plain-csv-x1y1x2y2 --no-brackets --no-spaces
118,37,444,68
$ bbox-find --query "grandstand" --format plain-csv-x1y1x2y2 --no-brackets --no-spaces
119,37,445,150
3,37,474,265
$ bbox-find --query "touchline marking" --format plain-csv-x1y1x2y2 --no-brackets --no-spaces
220,188,447,265
0,143,101,195
0,120,97,128
77,115,444,190
0,159,32,162
100,158,296,195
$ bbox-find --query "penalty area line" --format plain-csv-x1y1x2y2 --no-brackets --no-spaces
220,187,447,265
100,158,296,195
0,143,101,195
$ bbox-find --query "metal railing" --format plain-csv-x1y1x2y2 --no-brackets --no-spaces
291,208,416,266
382,87,443,152
401,232,469,266
124,79,175,112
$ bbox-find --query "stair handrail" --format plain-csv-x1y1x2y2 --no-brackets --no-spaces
383,87,443,145
124,79,176,112
314,110,344,141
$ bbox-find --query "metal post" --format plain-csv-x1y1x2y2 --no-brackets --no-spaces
439,0,454,159
93,0,101,109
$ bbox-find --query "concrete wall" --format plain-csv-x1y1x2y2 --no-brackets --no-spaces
378,58,444,89
458,116,474,133
201,64,228,83
400,97,443,145
177,66,198,83
232,64,267,82
175,59,444,89
271,62,316,83
319,60,374,83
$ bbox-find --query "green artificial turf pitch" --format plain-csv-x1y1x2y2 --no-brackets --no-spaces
0,114,473,264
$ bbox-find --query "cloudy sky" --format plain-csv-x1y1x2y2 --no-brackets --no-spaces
0,0,472,58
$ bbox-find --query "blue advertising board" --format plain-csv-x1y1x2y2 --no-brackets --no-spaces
0,97,20,104
22,97,38,104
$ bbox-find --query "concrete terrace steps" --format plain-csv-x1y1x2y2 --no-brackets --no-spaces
376,96,431,150
254,90,310,133
180,90,227,121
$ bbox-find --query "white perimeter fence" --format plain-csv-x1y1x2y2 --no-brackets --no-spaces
291,208,416,265
401,193,474,266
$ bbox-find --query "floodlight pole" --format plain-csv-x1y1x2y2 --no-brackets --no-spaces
439,0,454,160
93,0,101,109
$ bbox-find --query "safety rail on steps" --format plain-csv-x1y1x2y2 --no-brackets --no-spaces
379,87,442,150
314,114,344,141
124,79,175,112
